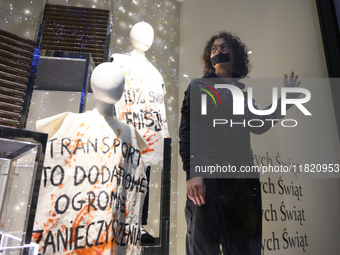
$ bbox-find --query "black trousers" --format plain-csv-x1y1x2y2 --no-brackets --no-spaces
185,178,262,255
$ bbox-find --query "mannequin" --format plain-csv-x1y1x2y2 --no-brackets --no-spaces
110,22,169,243
32,62,146,255
110,22,169,166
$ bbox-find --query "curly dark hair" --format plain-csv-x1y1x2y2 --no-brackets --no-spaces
202,31,251,78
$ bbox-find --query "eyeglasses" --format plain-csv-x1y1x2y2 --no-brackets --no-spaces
211,43,230,54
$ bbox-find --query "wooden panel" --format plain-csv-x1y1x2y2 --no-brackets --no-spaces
0,64,29,79
0,29,35,47
0,119,20,128
41,3,110,66
0,83,26,99
0,29,34,128
0,57,32,73
0,72,28,87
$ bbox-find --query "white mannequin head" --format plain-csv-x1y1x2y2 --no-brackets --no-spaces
130,22,154,53
91,62,125,105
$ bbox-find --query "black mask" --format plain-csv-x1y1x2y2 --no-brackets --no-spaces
210,53,230,66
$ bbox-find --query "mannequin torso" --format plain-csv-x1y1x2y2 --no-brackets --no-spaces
110,22,169,166
32,63,146,255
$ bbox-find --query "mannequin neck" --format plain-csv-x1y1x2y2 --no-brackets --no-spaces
131,48,146,58
94,99,114,118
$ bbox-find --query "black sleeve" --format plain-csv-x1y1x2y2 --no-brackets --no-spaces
249,97,292,135
179,86,191,180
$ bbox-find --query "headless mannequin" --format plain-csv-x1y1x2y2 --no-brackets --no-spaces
33,62,147,254
110,22,169,242
110,22,168,162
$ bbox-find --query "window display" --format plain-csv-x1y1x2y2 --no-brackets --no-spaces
1,1,340,255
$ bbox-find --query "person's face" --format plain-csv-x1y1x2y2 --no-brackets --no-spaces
210,38,234,72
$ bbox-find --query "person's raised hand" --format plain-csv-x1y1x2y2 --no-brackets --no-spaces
283,71,301,99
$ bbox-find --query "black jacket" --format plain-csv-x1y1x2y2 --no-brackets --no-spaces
179,73,286,180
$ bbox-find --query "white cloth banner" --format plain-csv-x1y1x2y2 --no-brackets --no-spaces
112,52,169,166
32,110,146,255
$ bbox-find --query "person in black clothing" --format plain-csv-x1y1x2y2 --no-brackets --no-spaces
179,31,300,255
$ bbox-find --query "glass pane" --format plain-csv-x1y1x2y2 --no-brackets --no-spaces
26,91,83,131
0,138,39,248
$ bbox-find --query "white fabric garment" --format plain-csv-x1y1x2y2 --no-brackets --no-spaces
112,52,169,165
32,110,146,255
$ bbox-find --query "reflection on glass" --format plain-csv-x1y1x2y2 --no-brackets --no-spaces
26,91,82,131
85,92,96,112
0,138,39,254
